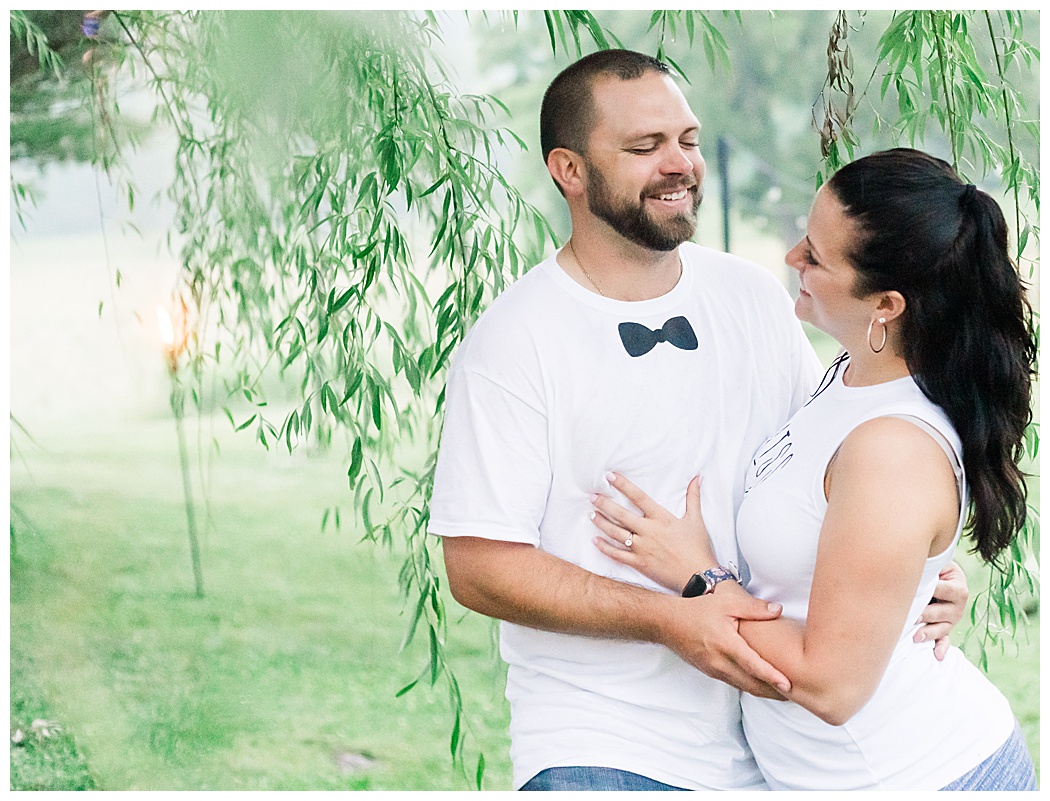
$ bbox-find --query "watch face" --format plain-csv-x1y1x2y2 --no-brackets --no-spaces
683,566,739,597
682,573,707,598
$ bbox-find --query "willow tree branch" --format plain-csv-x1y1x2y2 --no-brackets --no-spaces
984,10,1023,261
929,11,961,170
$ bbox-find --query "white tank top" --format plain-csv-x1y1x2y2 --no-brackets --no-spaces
736,353,1014,790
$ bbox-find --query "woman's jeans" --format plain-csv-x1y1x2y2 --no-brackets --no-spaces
941,720,1038,791
520,721,1037,791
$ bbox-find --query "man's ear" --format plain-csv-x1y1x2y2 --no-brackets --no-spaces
546,147,586,198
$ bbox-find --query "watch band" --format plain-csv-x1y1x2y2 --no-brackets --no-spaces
682,565,739,598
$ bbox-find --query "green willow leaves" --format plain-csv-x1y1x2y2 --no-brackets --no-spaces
105,10,555,784
10,8,1038,786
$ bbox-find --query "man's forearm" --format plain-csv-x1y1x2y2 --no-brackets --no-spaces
441,535,676,643
440,535,790,697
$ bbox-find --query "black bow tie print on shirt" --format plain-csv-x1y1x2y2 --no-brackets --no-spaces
618,316,698,357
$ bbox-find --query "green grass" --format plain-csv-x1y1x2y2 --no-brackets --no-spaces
9,640,98,790
10,415,1039,789
10,418,511,790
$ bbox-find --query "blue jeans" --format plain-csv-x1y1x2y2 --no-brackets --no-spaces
520,766,688,791
941,721,1038,790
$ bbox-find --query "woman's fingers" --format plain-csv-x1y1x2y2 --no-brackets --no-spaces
683,475,704,523
590,492,643,532
605,472,665,518
589,506,635,547
593,534,634,565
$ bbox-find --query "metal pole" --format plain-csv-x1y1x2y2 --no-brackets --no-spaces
717,135,731,253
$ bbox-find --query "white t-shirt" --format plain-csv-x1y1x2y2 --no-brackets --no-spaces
428,243,822,790
738,354,1015,790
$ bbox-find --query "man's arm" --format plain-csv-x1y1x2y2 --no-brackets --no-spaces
442,535,791,698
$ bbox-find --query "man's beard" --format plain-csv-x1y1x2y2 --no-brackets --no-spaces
585,164,702,252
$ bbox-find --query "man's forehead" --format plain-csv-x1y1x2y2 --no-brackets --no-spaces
590,74,700,135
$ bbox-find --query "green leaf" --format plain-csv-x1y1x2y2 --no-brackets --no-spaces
450,707,461,757
580,12,610,50
400,590,428,652
371,386,383,430
329,287,354,315
347,437,363,487
428,625,440,685
395,663,428,698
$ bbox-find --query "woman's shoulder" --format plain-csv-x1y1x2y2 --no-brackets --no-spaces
830,416,960,502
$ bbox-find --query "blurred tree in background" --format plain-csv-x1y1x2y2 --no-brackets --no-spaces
9,9,1039,786
11,10,97,164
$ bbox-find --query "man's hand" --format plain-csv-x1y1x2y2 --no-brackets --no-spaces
660,582,790,699
443,536,791,697
914,560,969,660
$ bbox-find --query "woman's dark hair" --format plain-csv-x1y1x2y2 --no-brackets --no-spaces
827,148,1037,563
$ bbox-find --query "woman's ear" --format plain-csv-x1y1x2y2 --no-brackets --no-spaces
876,291,907,324
546,147,586,198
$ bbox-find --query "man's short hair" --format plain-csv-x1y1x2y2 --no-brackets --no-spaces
540,49,670,163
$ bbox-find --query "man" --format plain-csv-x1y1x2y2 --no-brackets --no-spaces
428,50,964,791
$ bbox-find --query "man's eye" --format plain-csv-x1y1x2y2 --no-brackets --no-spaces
630,146,657,154
681,140,700,149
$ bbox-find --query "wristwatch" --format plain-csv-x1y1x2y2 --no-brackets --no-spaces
682,564,740,598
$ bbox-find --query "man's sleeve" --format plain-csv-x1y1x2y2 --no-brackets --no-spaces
428,366,551,546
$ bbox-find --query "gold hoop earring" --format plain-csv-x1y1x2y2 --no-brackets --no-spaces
868,317,887,354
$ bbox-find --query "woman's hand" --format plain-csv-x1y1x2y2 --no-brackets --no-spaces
591,473,718,594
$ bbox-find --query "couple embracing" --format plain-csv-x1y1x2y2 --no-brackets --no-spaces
429,50,1037,791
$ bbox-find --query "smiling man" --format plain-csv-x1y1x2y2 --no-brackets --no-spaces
427,49,964,791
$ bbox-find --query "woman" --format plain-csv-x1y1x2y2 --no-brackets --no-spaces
589,149,1038,790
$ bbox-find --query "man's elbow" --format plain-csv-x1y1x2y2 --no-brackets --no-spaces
441,535,503,615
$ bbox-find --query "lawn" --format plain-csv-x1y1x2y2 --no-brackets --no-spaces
10,412,1040,790
10,417,512,790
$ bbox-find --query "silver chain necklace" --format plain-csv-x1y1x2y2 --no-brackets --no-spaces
567,239,682,299
568,239,606,297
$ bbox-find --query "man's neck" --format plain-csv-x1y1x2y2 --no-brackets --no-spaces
558,230,684,302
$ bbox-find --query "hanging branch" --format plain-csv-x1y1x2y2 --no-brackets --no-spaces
983,11,1024,263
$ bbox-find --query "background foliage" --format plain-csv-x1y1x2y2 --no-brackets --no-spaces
10,9,1039,788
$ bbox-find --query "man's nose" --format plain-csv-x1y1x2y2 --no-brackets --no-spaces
660,143,697,174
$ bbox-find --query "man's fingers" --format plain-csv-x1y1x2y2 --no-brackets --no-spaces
932,635,951,661
727,639,792,693
916,603,958,626
932,577,968,608
728,592,783,622
913,622,953,644
932,560,968,609
713,666,785,700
